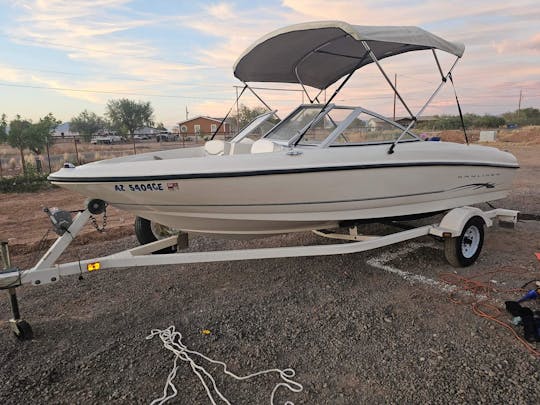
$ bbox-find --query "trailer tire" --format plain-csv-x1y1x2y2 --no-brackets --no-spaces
444,216,485,267
134,217,176,254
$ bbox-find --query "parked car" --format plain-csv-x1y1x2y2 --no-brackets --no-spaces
133,135,150,141
90,135,123,144
156,134,179,142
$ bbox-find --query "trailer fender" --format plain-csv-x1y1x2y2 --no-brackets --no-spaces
430,207,492,238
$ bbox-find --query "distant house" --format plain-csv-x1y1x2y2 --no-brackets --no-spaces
366,118,395,132
53,122,79,138
176,116,231,136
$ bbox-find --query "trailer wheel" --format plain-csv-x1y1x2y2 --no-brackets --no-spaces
444,216,485,267
134,217,176,254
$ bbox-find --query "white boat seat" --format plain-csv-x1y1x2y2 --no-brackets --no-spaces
250,139,282,154
229,138,254,155
204,140,230,155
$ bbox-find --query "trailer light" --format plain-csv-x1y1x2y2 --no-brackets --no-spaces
442,232,452,238
87,262,101,271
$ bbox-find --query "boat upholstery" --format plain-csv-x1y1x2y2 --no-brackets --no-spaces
204,140,230,155
250,139,282,154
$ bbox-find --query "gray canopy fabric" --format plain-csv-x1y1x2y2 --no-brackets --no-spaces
233,21,465,90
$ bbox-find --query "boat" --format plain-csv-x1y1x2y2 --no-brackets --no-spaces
48,21,519,238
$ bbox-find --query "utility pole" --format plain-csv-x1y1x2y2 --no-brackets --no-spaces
235,86,240,132
517,89,522,117
393,73,397,121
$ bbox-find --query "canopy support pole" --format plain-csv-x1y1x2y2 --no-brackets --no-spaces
292,53,370,146
448,72,469,145
245,84,276,115
210,84,248,140
387,56,461,154
432,49,445,82
361,41,414,119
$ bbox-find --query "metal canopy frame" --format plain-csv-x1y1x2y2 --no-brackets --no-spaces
242,33,463,152
291,37,462,152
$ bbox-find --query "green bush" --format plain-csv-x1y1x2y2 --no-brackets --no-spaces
0,172,53,193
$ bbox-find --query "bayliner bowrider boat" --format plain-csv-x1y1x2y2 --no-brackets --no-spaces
48,21,519,238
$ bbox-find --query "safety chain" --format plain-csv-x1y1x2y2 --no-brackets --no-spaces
90,209,107,233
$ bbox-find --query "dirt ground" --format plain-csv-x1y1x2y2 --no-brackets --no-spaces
0,142,539,404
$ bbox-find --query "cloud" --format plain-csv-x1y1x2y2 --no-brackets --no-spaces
3,0,540,121
205,2,236,20
5,0,206,104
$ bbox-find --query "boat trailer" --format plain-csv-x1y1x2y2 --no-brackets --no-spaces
0,199,518,340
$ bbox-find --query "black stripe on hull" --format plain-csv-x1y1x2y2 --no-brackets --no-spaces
48,161,519,183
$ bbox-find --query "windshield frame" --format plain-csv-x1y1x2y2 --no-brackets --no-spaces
264,104,421,147
229,110,278,143
263,104,334,146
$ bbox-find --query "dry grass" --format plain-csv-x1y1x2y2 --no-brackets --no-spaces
0,127,539,177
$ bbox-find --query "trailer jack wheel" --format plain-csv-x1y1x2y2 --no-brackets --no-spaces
10,319,33,341
444,216,485,267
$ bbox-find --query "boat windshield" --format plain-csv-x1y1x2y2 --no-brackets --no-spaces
265,105,325,142
265,105,419,146
230,111,279,143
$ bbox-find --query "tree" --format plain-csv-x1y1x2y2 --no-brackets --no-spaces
33,113,61,154
7,113,60,175
155,122,167,131
502,107,540,126
70,110,107,142
7,115,32,174
0,114,7,143
105,99,154,138
234,104,269,130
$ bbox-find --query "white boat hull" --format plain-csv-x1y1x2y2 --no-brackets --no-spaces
49,142,518,237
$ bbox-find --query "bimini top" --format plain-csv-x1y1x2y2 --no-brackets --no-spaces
233,21,465,90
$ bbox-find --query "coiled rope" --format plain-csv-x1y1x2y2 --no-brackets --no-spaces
146,326,303,404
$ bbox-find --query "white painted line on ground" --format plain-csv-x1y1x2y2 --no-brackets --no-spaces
366,242,457,293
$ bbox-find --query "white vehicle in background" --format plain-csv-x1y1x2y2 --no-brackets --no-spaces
156,133,179,142
90,135,123,145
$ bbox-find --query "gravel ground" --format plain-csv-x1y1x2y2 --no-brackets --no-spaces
1,219,539,404
1,144,539,404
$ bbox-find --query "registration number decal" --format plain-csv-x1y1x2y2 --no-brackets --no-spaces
114,183,165,192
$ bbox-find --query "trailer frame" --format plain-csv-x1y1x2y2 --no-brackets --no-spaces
0,203,518,340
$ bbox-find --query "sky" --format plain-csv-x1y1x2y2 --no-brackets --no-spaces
0,0,539,129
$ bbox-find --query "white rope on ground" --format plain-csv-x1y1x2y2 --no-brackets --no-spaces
146,326,303,405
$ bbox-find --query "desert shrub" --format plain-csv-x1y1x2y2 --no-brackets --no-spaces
0,167,53,193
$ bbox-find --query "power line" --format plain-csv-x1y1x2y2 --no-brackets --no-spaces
0,82,231,100
1,80,538,106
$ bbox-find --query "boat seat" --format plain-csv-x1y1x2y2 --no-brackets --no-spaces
229,138,254,155
204,140,230,155
250,139,282,154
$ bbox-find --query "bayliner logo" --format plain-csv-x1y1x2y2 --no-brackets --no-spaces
458,172,500,179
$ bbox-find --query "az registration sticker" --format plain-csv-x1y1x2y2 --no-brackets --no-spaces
114,183,164,192
167,182,179,191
